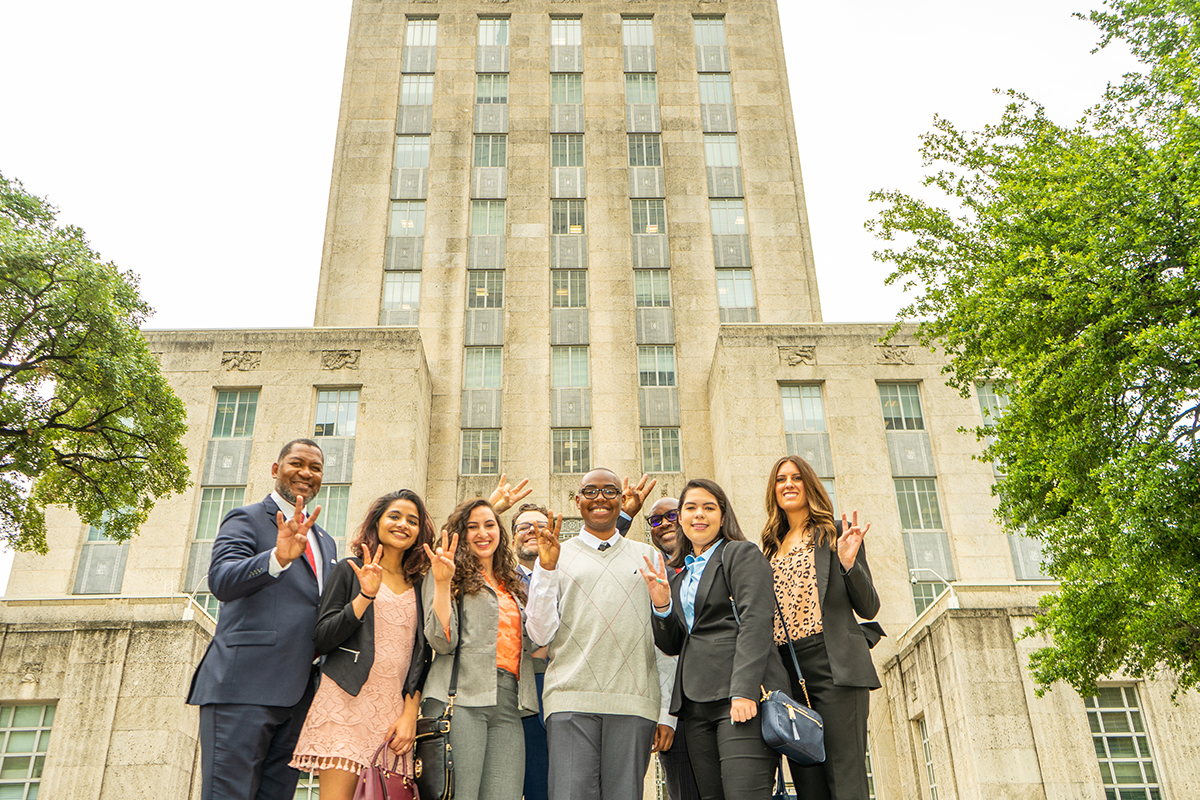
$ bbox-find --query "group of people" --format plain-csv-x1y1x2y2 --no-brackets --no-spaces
186,437,882,800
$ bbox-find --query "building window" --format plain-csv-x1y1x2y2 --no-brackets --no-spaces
1086,686,1164,800
193,592,220,620
551,17,582,47
912,581,945,616
295,770,319,800
710,198,746,234
879,383,925,430
917,718,939,800
464,347,503,389
704,133,739,167
622,17,654,46
470,200,506,236
0,704,53,797
551,270,587,307
634,270,671,307
821,479,839,517
781,385,826,433
473,134,507,168
314,390,359,438
395,136,430,169
628,134,663,167
638,346,676,387
313,484,352,556
551,134,584,167
383,272,420,312
642,428,682,473
211,390,259,438
551,346,589,388
716,269,755,308
405,18,438,47
625,73,658,105
632,199,667,235
476,73,509,105
467,271,503,309
693,17,727,47
552,199,585,235
895,478,943,531
478,17,509,46
551,73,583,104
389,201,426,237
552,429,592,474
400,75,435,106
698,73,733,104
196,487,247,541
865,736,877,800
461,430,500,475
976,381,1010,423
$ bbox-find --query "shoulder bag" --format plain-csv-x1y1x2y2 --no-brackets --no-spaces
413,600,461,800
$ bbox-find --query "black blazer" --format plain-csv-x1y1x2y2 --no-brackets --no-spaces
652,539,789,714
805,523,881,689
314,558,432,698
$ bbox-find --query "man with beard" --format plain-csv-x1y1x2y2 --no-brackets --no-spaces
187,438,337,800
644,497,700,800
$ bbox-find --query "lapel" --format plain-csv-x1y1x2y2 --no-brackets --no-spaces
815,537,831,611
262,494,325,581
669,567,687,627
692,539,727,624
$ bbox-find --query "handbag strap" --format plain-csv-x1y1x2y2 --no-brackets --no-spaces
771,579,814,709
443,598,464,717
720,542,740,625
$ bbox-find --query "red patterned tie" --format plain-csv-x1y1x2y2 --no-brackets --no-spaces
304,536,317,577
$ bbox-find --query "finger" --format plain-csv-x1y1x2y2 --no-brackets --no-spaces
349,561,363,577
276,510,287,528
497,472,508,490
657,552,667,577
852,510,859,530
295,495,306,516
552,512,563,537
305,505,322,526
423,543,436,561
862,521,871,536
623,476,631,493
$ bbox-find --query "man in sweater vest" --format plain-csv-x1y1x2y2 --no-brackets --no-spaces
526,468,674,800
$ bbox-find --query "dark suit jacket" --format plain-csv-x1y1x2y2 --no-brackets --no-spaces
314,558,431,698
806,523,881,689
652,539,789,714
187,495,338,708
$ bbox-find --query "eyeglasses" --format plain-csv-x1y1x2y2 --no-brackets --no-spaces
647,510,678,528
578,486,622,499
514,522,550,533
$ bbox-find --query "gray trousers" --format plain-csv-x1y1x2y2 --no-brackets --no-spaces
441,670,525,800
546,712,656,800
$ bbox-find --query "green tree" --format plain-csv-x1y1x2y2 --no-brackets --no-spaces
0,173,189,553
869,1,1200,695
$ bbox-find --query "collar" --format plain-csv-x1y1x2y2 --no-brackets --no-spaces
271,491,297,519
577,528,621,551
684,543,719,570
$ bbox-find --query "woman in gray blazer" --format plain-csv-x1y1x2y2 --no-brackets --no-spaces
422,498,539,800
762,455,881,800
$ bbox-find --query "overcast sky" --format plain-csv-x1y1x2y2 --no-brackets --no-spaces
0,1,1137,590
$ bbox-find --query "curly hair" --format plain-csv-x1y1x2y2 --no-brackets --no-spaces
444,498,527,605
760,455,838,560
666,478,747,570
349,489,433,585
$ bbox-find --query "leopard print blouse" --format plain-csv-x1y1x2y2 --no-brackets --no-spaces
770,541,823,644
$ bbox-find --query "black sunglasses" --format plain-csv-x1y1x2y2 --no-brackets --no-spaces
648,510,678,528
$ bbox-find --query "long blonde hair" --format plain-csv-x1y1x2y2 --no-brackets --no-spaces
761,455,838,559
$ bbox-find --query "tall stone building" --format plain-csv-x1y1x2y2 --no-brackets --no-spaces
1,1,1197,798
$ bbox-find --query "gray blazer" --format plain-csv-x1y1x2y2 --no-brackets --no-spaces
421,577,539,715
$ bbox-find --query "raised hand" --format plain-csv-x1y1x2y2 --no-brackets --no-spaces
275,495,323,567
489,473,533,514
639,552,671,608
536,512,563,570
349,543,384,598
423,529,458,585
838,510,871,571
622,474,657,517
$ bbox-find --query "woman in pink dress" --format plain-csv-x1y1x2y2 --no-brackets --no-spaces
290,489,434,800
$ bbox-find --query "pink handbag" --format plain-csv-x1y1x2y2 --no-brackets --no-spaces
353,741,418,800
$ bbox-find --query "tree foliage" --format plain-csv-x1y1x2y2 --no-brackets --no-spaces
0,173,189,553
868,1,1200,695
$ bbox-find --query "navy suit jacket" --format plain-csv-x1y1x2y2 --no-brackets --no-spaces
187,495,339,708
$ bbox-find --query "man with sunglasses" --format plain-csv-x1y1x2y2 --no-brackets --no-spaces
526,468,674,800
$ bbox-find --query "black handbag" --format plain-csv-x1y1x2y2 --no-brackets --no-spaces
717,546,825,765
761,592,825,765
413,602,461,800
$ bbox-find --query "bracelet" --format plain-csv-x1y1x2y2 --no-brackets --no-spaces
653,603,670,611
360,591,377,600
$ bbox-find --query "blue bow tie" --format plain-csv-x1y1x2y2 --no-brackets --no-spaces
685,554,698,567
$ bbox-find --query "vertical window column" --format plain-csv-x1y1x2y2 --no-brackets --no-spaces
780,385,836,510
1085,686,1165,800
313,389,360,557
879,384,956,614
385,17,439,325
462,347,503,475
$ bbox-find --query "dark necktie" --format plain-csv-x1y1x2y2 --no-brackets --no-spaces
597,541,611,552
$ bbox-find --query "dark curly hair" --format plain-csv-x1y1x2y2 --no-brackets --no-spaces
444,498,526,604
349,489,433,585
667,478,747,570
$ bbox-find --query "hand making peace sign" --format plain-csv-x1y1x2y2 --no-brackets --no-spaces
423,529,459,585
837,510,871,571
274,494,323,567
349,543,385,598
534,512,564,570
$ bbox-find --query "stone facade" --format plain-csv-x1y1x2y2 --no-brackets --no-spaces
1,1,1198,799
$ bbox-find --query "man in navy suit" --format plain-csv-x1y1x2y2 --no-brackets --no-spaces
187,438,338,800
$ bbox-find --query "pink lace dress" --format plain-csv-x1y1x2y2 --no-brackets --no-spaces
291,583,418,774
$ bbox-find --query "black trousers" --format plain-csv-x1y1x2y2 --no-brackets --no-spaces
779,635,870,800
199,667,320,800
681,696,778,800
658,718,701,800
